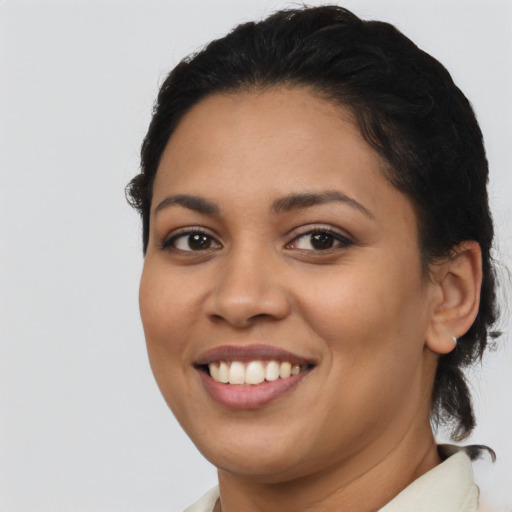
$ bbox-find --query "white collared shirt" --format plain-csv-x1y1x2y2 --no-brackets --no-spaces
183,448,478,512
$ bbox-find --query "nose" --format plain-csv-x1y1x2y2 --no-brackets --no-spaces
203,247,291,328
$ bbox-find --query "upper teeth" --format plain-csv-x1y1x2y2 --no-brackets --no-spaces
208,360,303,385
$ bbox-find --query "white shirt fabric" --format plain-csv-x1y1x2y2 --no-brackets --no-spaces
183,447,478,512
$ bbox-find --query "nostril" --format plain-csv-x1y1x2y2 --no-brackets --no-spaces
248,313,275,322
208,313,227,324
208,311,278,328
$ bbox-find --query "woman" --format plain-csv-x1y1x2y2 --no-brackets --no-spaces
127,5,500,511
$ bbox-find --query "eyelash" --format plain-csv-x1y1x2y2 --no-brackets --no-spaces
286,227,354,253
160,227,221,253
160,226,354,254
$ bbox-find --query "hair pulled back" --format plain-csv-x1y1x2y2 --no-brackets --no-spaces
127,5,500,441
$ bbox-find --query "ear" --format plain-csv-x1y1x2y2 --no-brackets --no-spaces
425,241,482,355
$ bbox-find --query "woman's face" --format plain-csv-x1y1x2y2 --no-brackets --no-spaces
140,88,438,482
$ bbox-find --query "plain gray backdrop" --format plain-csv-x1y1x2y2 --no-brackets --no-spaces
1,1,511,511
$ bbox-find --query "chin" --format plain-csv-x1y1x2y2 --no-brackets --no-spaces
211,452,312,483
188,425,292,474
189,422,331,483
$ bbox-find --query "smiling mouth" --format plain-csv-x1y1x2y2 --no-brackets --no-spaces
194,344,316,388
194,346,315,408
200,360,313,385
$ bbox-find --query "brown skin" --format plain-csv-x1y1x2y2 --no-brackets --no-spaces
139,88,481,512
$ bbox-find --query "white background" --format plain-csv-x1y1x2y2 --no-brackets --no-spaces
1,1,511,511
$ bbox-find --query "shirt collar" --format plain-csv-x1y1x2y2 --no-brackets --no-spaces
378,446,478,512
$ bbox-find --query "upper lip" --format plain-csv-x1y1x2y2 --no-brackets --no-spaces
194,344,316,366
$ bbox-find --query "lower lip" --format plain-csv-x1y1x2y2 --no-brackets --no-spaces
197,369,311,409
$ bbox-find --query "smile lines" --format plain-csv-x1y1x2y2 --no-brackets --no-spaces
208,360,307,385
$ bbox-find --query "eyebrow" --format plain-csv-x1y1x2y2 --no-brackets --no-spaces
154,194,220,215
154,190,373,219
271,190,374,218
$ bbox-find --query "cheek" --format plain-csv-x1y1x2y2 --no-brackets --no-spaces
139,263,205,418
294,267,430,446
296,258,428,375
139,262,199,369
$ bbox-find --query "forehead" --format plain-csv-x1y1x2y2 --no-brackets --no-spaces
156,88,379,187
152,87,414,228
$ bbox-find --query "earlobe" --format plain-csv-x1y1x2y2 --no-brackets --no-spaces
425,241,482,355
425,324,457,355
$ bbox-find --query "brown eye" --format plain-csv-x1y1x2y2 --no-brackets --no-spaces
163,230,221,252
288,229,354,252
310,232,335,250
187,234,212,250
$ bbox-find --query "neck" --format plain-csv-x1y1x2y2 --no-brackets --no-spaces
216,421,441,512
